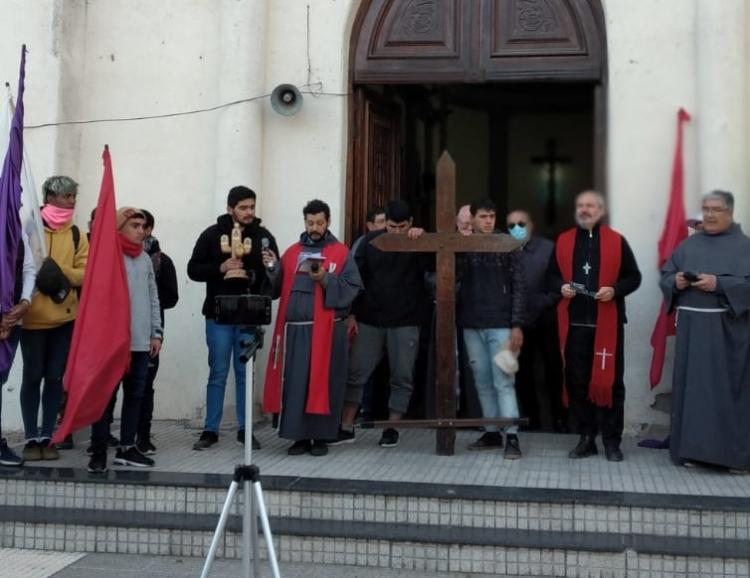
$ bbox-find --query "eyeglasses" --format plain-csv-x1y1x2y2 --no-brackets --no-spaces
701,206,729,215
507,221,526,228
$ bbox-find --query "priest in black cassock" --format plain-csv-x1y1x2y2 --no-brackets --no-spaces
660,190,750,474
549,191,641,462
262,200,362,457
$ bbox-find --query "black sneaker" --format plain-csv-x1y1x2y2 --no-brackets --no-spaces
87,452,108,474
287,440,311,455
0,438,23,466
310,440,329,457
328,428,356,446
237,429,261,450
378,428,399,448
114,446,154,468
56,434,74,450
193,431,219,451
467,432,503,451
504,434,522,460
136,439,157,455
88,434,121,454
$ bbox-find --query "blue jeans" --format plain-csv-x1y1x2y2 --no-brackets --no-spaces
204,320,251,433
0,326,22,437
20,322,73,440
463,328,520,434
91,351,150,451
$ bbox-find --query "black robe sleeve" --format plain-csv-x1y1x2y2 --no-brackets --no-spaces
613,238,641,298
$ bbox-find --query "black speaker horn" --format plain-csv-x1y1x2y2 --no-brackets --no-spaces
270,84,303,116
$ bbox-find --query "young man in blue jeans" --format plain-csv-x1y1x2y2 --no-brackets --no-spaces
457,199,525,459
88,208,163,473
187,187,277,450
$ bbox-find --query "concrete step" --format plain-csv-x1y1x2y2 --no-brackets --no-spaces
1,467,749,577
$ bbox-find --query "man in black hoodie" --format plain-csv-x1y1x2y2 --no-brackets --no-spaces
333,200,429,449
187,186,278,451
457,199,525,459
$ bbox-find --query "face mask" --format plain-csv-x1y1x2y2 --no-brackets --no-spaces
509,224,527,241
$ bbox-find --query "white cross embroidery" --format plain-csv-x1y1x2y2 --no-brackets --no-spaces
595,348,613,370
583,262,592,275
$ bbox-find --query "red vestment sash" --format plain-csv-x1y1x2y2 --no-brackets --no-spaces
263,241,349,415
556,226,622,408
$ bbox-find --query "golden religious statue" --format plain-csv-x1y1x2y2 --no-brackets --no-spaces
220,222,253,280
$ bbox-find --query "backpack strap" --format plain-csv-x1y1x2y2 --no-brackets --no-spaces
71,225,80,252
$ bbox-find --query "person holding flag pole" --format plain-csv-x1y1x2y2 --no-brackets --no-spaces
51,146,162,475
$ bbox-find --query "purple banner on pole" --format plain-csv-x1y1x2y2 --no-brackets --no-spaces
0,46,26,373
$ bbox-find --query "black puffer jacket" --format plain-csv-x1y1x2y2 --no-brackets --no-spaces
187,214,278,318
456,247,525,329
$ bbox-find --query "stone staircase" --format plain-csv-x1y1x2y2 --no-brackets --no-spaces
1,466,749,577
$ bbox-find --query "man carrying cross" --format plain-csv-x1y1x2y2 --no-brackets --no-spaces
550,191,641,462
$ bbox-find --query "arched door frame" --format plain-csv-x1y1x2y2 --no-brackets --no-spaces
345,0,608,242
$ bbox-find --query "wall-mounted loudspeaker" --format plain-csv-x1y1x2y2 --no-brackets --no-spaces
270,84,303,116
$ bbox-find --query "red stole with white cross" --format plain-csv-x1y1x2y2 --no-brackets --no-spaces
263,240,349,415
556,226,622,408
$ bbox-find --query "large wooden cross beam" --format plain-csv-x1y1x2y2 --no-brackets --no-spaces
370,151,521,455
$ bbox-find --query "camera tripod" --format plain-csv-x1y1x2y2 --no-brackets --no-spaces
200,328,281,578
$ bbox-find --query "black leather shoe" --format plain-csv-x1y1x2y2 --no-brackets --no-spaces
569,435,598,459
287,440,311,456
605,445,624,462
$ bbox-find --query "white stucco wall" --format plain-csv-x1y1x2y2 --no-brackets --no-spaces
0,0,747,436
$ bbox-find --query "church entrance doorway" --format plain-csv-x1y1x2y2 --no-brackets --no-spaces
346,0,607,241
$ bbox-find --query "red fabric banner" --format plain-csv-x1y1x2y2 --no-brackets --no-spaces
51,146,131,444
649,108,691,388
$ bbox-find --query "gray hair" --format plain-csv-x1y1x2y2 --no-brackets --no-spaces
42,176,78,199
702,190,734,213
576,190,606,210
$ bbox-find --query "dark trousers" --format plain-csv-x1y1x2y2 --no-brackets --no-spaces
0,326,22,436
20,322,74,440
137,354,159,440
516,316,565,430
90,352,150,452
564,325,625,447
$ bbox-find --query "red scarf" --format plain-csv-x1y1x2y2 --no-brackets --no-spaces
119,234,143,258
263,241,349,415
556,226,622,408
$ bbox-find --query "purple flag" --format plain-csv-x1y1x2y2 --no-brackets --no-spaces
0,46,26,373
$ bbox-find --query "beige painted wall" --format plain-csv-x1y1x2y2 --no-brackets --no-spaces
0,0,747,435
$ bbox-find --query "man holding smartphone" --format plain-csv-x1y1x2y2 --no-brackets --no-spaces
549,191,641,462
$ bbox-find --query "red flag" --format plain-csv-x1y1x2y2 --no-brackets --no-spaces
51,146,130,444
648,108,691,388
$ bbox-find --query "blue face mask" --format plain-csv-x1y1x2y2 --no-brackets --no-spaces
509,224,528,241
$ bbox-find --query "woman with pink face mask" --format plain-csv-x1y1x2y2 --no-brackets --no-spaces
19,176,88,462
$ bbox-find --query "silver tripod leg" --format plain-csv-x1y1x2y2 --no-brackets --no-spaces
250,489,261,577
242,480,261,577
200,480,240,578
253,480,281,578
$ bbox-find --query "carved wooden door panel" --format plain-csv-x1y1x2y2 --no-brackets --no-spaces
350,89,402,240
352,0,605,82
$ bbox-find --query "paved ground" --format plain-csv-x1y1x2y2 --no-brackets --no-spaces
0,549,501,578
5,420,747,497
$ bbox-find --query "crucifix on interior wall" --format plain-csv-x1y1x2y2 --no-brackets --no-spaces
531,138,572,227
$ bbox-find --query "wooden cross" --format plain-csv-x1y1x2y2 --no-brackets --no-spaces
531,138,572,227
370,151,521,455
